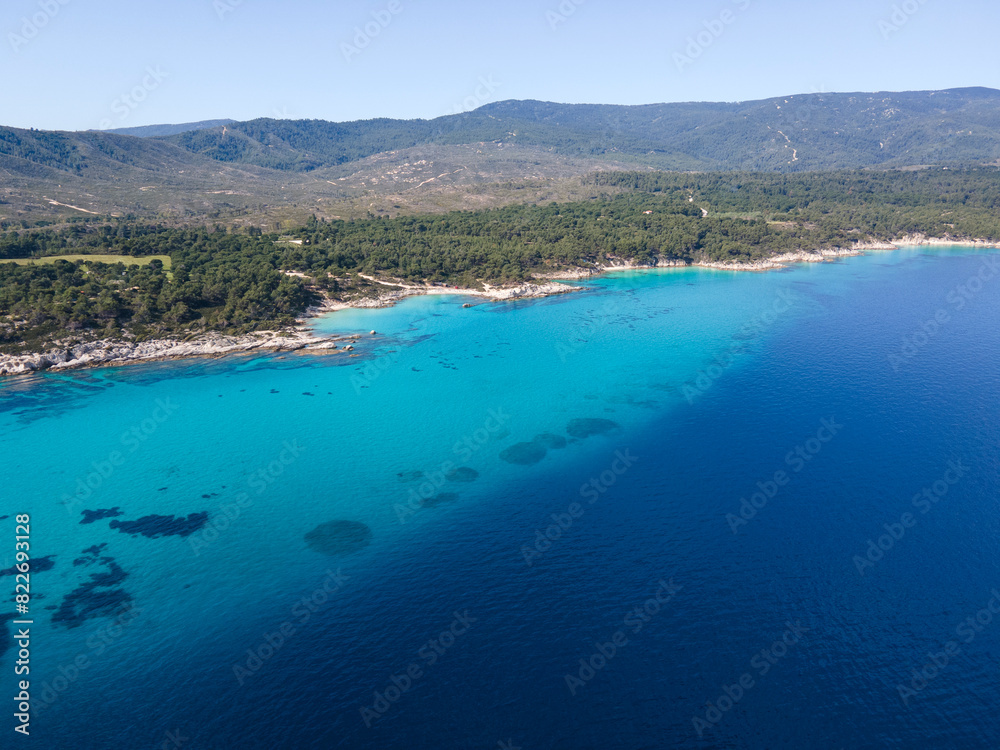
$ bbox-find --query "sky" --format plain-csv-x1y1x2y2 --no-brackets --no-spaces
2,0,999,131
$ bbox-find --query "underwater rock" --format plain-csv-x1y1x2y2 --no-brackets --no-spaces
566,418,620,439
80,507,123,525
73,543,109,567
420,492,460,508
304,521,373,556
396,470,425,483
500,442,548,466
533,433,568,450
0,555,55,577
109,512,209,538
52,558,132,629
446,467,480,483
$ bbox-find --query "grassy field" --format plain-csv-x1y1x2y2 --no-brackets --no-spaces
0,254,173,280
0,253,171,268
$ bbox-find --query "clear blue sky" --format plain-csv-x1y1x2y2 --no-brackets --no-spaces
3,0,999,131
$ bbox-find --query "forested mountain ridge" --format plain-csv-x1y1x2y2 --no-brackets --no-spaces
5,87,1000,177
103,119,236,138
3,88,1000,225
161,87,1000,172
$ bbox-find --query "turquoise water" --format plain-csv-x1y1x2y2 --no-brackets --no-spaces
2,246,1000,748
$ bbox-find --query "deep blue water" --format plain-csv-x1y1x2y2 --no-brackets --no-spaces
2,246,1000,749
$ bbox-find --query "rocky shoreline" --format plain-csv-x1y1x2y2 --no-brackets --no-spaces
0,330,356,377
539,247,864,278
537,237,999,278
329,277,582,310
0,281,579,377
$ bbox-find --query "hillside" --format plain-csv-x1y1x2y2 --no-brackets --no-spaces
3,88,1000,225
161,87,1000,172
102,119,236,138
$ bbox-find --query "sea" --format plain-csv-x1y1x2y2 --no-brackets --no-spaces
2,244,999,749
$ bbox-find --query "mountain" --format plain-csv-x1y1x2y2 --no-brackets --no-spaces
3,88,1000,224
100,119,236,138
159,87,1000,172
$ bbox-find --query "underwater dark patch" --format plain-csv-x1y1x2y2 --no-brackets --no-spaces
396,470,425,483
446,467,479,483
533,433,568,450
566,418,620,439
52,558,132,629
0,555,55,577
304,521,373,556
80,507,123,525
73,543,108,567
500,442,548,466
109,512,209,538
420,492,460,508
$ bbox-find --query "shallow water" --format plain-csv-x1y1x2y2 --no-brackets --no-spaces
2,246,999,748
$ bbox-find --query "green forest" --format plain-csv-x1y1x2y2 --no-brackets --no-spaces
2,167,1000,354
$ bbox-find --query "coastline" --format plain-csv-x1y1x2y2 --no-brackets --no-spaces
0,330,357,378
312,275,582,312
3,236,997,378
0,281,581,377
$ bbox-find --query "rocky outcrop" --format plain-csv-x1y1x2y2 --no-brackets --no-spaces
891,234,1000,248
339,279,582,309
696,248,864,271
0,330,347,376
